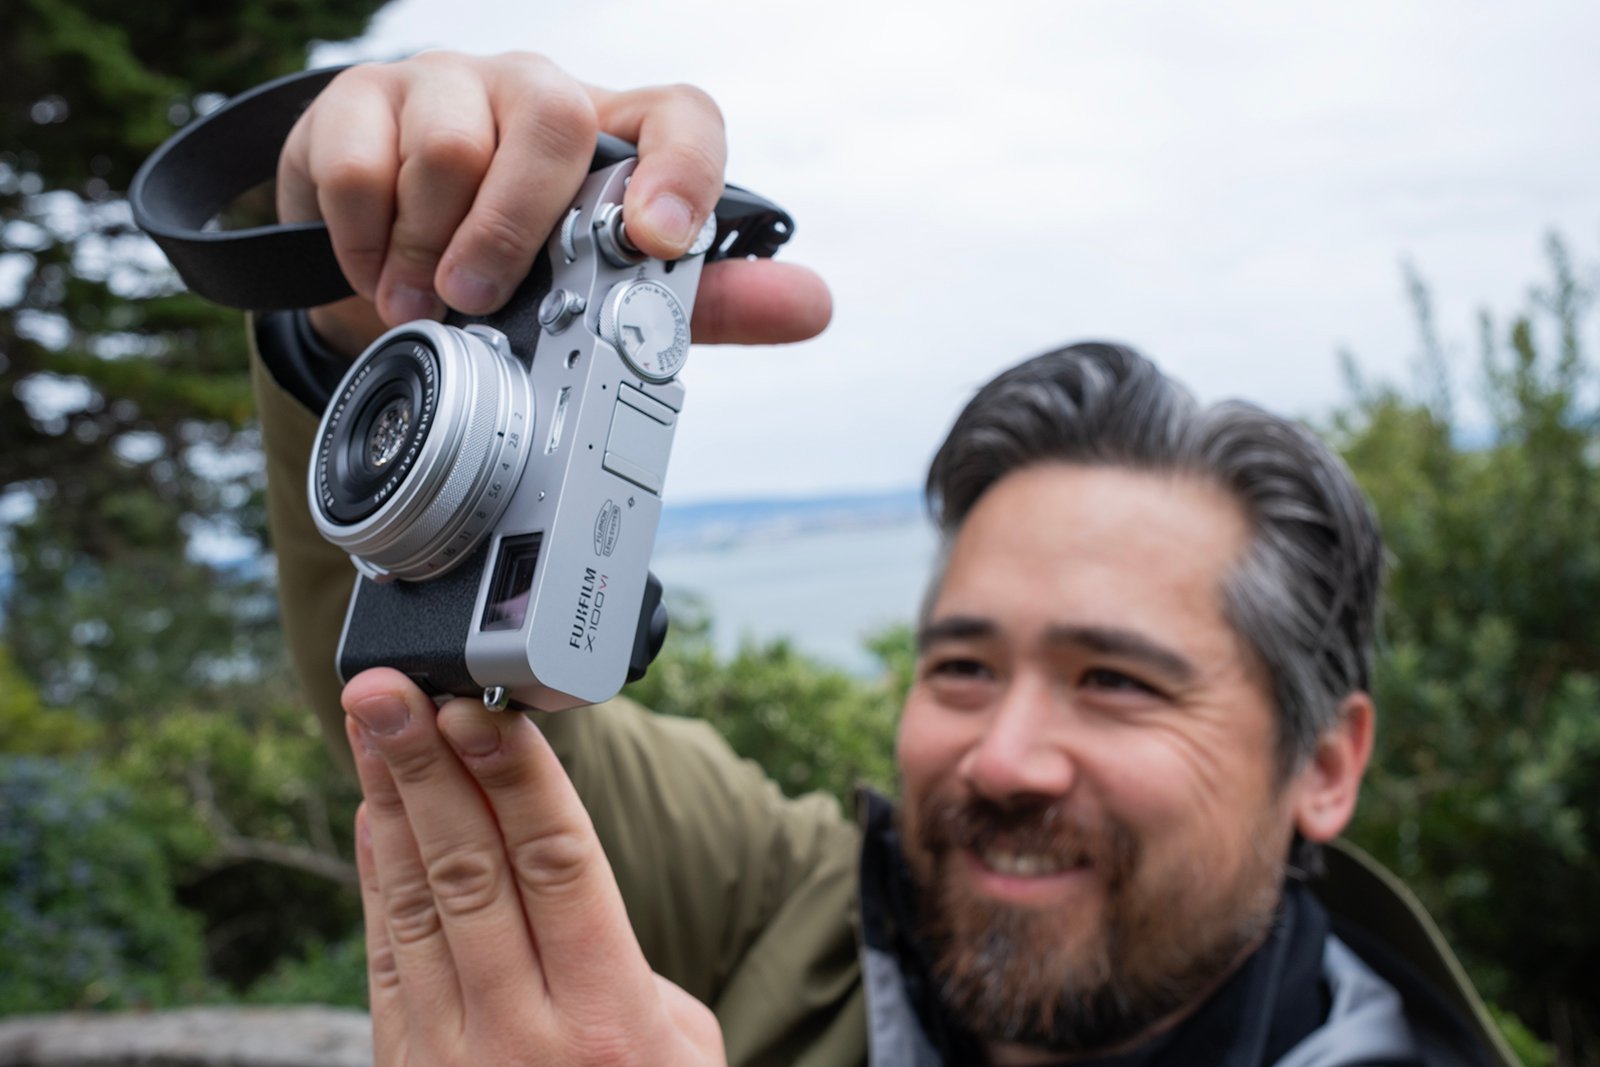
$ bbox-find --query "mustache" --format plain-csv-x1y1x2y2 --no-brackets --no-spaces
912,793,1140,885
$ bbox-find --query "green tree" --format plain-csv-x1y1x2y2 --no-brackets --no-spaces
1336,239,1600,1065
0,0,387,725
625,598,903,804
0,643,99,755
0,756,210,1012
1,0,389,1009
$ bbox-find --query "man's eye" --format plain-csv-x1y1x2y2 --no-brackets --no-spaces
1081,667,1159,696
926,657,992,680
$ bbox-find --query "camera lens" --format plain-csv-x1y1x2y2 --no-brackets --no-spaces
315,340,437,526
309,322,534,581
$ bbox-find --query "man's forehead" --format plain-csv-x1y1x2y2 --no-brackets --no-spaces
928,463,1253,649
944,464,1249,578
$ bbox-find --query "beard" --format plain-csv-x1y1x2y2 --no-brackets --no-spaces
903,791,1285,1054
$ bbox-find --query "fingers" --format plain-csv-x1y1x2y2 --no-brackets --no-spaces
344,667,659,1023
279,53,602,328
277,67,398,303
354,805,407,1065
343,668,721,1062
343,671,545,1021
432,697,668,1030
590,83,727,260
380,57,498,323
691,259,833,345
432,56,598,315
280,52,826,355
431,695,661,1018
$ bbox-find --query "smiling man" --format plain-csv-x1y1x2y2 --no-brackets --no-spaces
902,470,1298,1058
884,352,1391,1063
249,53,1515,1066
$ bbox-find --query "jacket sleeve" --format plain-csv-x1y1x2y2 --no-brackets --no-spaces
250,325,868,1066
543,697,867,1067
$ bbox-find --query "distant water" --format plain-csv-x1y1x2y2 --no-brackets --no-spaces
651,516,940,676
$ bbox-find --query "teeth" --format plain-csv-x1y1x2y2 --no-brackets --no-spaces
982,849,1077,876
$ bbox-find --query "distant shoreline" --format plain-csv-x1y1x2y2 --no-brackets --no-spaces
652,508,938,676
656,487,925,553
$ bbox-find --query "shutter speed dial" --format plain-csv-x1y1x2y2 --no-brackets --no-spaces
600,279,690,382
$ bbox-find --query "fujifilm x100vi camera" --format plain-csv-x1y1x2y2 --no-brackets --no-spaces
310,157,789,711
130,67,795,712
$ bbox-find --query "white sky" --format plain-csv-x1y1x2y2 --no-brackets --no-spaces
316,1,1600,504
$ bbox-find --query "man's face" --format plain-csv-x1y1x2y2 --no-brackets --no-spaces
896,463,1300,1058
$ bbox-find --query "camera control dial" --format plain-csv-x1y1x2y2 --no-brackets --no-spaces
537,288,586,334
599,279,690,382
593,203,643,269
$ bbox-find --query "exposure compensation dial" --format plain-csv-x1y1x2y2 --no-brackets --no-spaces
600,279,691,383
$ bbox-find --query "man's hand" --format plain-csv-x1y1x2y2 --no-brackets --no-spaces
277,51,831,356
342,667,726,1066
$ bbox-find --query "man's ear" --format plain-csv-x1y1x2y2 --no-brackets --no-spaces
1292,692,1375,843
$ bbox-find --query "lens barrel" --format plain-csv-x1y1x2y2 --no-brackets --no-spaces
309,321,533,582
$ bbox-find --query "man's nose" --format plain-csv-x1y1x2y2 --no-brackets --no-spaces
958,673,1076,803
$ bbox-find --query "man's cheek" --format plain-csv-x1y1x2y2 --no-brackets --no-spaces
896,699,979,789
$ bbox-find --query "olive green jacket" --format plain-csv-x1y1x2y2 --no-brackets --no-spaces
251,341,1517,1066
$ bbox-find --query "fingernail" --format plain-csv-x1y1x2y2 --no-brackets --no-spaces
445,713,502,757
349,694,410,737
642,194,695,251
441,266,502,313
387,283,445,323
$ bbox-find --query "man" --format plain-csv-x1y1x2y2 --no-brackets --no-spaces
252,52,1516,1065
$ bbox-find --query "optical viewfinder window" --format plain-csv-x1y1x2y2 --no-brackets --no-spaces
481,532,544,632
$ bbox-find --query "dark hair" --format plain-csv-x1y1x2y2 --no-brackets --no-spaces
924,341,1384,778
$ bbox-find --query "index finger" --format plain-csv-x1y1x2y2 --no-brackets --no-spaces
691,258,833,345
434,699,661,1014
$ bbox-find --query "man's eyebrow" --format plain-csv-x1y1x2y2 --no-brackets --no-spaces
1046,624,1198,683
916,616,997,651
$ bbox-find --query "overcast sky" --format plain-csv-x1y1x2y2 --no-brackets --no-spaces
317,1,1600,504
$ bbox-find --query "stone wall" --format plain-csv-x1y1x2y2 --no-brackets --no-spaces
0,1007,371,1067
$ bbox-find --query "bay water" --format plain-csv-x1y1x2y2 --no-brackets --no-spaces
650,515,940,677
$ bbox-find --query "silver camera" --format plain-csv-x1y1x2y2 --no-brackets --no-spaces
308,157,790,711
128,68,791,710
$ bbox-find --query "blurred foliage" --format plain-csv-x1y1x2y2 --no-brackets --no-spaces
0,756,209,1011
239,934,369,1008
0,664,362,1010
0,0,387,728
1493,1006,1559,1067
626,597,904,805
1336,237,1599,1065
0,0,384,1020
0,643,100,755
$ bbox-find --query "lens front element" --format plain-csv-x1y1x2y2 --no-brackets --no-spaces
367,397,412,470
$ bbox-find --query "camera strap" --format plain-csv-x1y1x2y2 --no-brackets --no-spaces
131,65,795,312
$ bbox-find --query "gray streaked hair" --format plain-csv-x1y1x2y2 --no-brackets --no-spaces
923,341,1384,778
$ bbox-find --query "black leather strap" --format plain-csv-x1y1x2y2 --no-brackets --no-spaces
131,65,794,312
131,66,358,311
